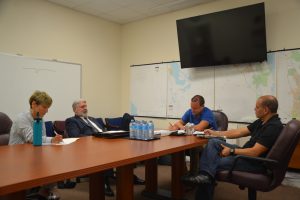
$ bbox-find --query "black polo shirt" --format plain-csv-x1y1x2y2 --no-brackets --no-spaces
244,114,283,157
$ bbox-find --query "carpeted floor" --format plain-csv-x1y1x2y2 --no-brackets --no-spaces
57,165,300,200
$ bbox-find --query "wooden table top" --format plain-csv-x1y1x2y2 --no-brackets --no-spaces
0,135,207,195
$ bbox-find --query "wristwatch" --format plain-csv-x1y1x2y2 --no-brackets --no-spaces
230,148,235,156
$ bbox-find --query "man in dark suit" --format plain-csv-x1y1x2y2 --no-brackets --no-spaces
65,99,145,196
65,99,114,196
65,99,103,137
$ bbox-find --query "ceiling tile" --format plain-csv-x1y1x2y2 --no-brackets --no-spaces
47,0,217,24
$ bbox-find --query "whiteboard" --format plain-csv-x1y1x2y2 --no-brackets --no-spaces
130,49,300,123
130,62,214,119
0,53,81,121
130,64,168,117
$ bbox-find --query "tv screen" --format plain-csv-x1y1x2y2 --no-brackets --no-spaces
176,3,267,68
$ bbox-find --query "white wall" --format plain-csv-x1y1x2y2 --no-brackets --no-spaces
0,0,121,118
1,0,299,125
121,0,300,129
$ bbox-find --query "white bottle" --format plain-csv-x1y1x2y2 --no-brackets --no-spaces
142,121,148,140
129,119,135,139
148,121,154,139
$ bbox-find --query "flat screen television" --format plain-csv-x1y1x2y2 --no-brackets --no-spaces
176,3,267,68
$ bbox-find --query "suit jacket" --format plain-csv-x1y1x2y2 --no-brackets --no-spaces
65,116,104,138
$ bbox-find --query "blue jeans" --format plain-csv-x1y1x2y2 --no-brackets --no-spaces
195,138,266,200
200,138,265,177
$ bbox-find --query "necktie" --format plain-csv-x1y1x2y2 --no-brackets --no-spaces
84,117,103,132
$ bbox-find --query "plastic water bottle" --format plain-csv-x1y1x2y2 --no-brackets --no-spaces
136,121,142,139
33,112,42,146
142,121,149,140
133,120,138,139
148,121,154,139
129,119,135,139
185,122,194,135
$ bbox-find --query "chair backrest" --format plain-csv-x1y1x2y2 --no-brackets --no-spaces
105,113,134,131
265,119,300,190
45,121,55,137
105,117,123,131
0,112,12,145
212,110,228,131
53,120,68,138
121,113,134,131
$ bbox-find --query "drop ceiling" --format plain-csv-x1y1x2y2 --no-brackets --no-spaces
47,0,217,24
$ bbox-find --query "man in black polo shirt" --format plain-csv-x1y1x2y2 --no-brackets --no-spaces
182,95,283,199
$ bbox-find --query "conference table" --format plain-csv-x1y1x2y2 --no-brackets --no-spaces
0,135,207,200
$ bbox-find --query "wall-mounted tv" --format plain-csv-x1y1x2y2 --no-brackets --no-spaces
176,3,267,68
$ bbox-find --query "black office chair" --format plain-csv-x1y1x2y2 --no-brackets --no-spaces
53,120,69,138
216,120,300,200
45,121,55,137
212,110,228,131
105,113,134,131
0,112,12,146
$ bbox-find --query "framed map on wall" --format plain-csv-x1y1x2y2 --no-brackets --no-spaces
130,49,300,123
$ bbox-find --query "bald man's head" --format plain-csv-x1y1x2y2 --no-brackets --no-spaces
258,95,278,113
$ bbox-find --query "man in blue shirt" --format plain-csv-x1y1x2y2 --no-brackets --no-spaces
169,95,217,131
168,95,217,175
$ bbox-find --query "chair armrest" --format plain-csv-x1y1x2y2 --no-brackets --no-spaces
227,155,278,177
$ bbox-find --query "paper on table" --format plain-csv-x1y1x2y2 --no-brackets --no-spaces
154,129,186,136
177,130,186,134
154,130,174,136
43,138,79,145
193,131,205,135
55,138,79,145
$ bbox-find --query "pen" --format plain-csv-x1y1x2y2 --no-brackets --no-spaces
54,130,60,136
54,131,64,143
